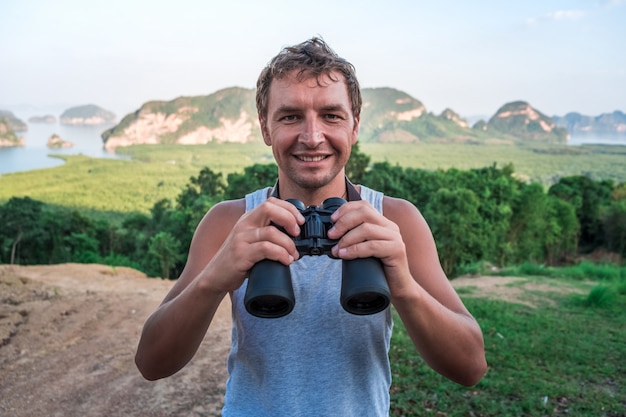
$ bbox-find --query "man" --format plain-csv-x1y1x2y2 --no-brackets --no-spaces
135,37,487,416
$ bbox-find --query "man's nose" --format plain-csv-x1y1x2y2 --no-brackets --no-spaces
299,118,325,146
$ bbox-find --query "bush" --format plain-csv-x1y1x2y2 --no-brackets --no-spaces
584,285,617,308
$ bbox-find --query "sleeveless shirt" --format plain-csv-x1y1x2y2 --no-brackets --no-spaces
222,185,393,417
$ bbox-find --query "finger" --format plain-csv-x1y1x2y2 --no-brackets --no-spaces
258,197,306,236
247,223,300,264
333,239,390,260
328,201,377,239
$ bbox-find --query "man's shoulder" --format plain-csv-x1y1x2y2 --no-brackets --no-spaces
210,198,246,218
382,195,421,222
198,198,246,231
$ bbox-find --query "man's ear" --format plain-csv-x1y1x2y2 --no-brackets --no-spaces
351,115,360,145
259,116,271,146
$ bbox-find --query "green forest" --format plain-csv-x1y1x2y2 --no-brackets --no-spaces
1,143,625,279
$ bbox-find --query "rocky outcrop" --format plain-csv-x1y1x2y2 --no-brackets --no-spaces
101,88,260,150
0,118,25,147
60,104,116,126
102,107,258,150
486,101,569,143
440,108,469,128
47,134,73,149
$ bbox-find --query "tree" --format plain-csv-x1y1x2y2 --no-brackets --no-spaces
442,164,519,263
507,183,578,265
0,197,44,264
549,176,613,251
225,163,277,200
176,167,225,209
423,188,487,276
148,232,182,279
602,200,626,257
346,141,370,184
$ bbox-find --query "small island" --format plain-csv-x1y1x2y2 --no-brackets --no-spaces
60,104,116,126
29,115,57,124
47,134,73,149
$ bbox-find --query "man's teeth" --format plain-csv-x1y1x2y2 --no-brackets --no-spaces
299,156,326,162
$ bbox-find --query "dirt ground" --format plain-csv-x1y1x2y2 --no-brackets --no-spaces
0,263,582,417
0,264,231,417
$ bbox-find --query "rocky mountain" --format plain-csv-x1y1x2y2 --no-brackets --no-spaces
0,118,25,147
553,111,626,135
358,88,473,143
0,110,27,132
100,89,575,149
101,87,258,150
60,104,116,126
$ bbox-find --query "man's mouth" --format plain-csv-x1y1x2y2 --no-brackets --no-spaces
297,155,328,162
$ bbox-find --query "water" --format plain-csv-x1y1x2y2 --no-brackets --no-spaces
0,122,124,175
567,133,626,146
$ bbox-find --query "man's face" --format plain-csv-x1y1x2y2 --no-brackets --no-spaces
260,71,359,191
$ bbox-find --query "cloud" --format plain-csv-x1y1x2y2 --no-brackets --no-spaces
547,10,586,21
526,9,586,26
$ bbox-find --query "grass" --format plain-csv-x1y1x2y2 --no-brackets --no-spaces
496,261,626,282
389,276,626,416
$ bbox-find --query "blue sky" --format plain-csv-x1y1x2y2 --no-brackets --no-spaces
1,0,624,120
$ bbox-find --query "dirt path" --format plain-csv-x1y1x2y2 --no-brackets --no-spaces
0,264,231,417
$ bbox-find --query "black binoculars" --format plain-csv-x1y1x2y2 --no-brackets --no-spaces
244,197,391,318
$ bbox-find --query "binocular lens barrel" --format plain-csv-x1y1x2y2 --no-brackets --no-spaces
244,259,295,318
340,257,390,315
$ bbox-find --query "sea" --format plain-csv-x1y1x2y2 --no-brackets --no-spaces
1,121,625,176
0,121,125,175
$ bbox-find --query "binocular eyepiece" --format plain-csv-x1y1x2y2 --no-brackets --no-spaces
244,197,391,318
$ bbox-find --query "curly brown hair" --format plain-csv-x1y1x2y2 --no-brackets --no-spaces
256,37,362,122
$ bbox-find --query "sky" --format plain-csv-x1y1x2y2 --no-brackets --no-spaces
1,0,624,121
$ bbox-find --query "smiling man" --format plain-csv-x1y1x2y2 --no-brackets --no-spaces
135,37,487,416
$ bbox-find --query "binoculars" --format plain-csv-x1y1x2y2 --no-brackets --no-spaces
244,197,391,318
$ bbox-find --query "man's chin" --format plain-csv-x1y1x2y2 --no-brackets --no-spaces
289,171,340,190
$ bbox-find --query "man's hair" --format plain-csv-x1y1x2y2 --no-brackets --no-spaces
256,37,362,121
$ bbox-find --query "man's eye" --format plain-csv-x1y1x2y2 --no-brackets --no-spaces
281,115,298,122
325,114,340,120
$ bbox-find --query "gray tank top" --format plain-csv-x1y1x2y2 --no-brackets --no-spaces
222,185,393,417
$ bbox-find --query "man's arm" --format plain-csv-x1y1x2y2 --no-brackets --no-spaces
134,200,243,380
135,197,305,380
329,197,487,386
